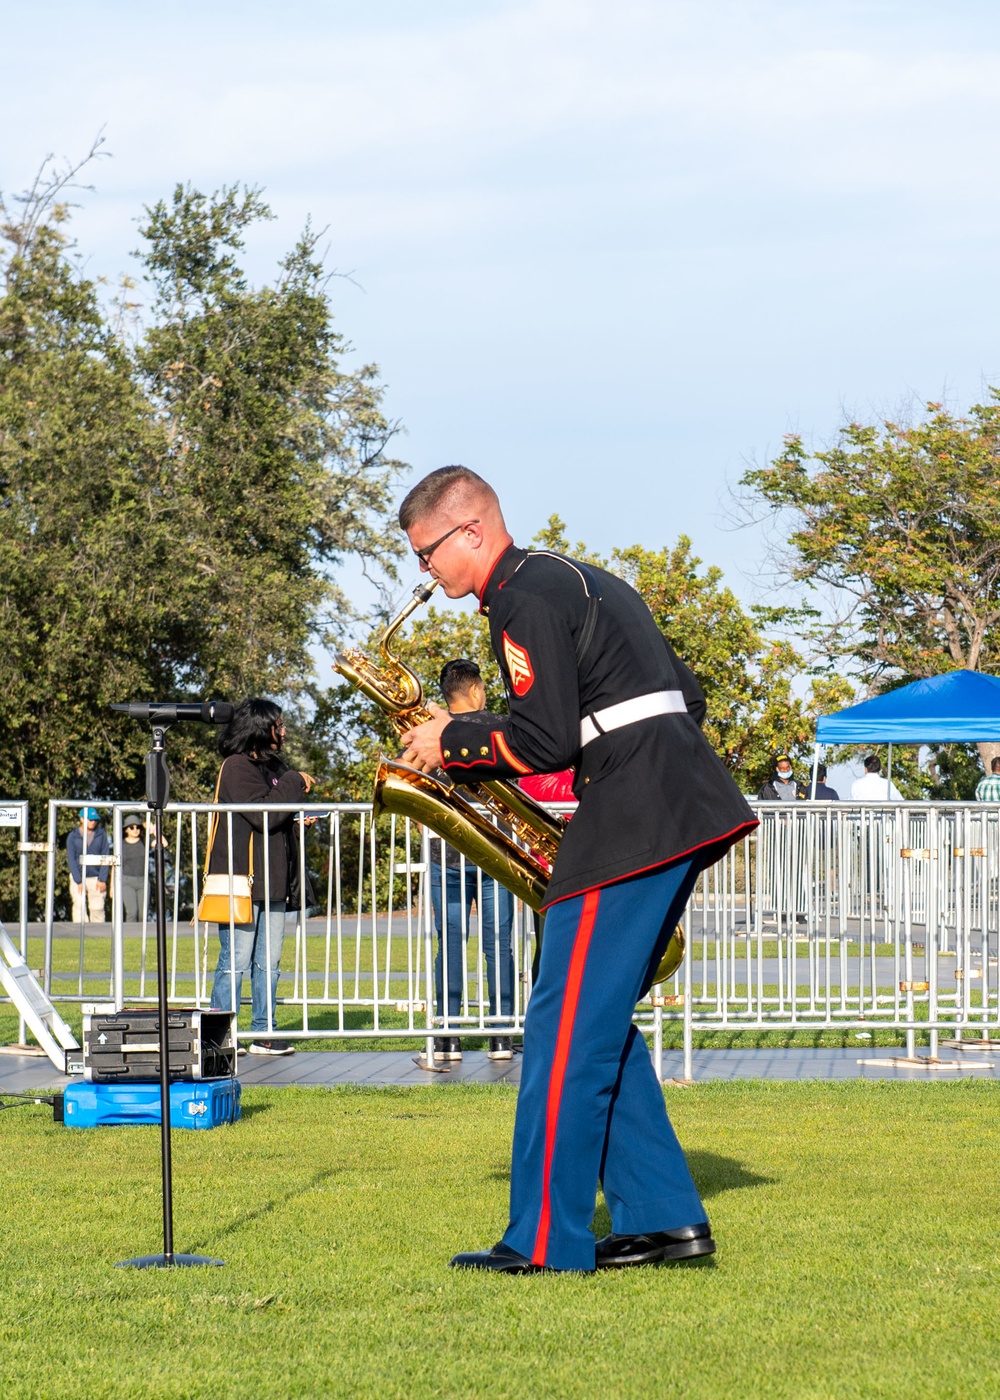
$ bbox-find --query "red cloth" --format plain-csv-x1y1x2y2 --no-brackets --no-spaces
519,770,576,804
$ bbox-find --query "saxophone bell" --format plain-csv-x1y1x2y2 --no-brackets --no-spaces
374,756,549,910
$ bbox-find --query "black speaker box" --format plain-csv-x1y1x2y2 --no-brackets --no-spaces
82,1008,237,1082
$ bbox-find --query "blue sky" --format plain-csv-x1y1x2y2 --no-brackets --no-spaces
5,0,1000,644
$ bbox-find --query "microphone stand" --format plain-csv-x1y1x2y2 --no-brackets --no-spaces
117,723,223,1269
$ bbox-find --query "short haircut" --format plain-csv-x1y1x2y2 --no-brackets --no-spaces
992,757,1000,773
398,466,497,532
440,658,483,705
864,754,881,772
817,765,827,781
219,697,283,757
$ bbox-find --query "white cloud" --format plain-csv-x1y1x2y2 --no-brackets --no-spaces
10,0,1000,210
5,0,1000,573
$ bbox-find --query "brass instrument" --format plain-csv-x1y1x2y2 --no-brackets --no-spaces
334,580,683,983
334,580,565,894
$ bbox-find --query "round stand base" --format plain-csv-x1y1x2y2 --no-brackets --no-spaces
116,1253,225,1269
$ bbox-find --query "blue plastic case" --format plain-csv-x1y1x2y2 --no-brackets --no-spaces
64,1078,241,1129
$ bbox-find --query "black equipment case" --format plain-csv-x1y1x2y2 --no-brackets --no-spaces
82,1008,237,1083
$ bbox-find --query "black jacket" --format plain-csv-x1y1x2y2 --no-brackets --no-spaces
439,546,757,908
757,777,809,801
206,752,313,910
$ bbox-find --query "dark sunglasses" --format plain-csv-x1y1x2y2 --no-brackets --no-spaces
412,520,479,568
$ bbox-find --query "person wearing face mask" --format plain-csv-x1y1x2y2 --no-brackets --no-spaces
756,755,809,801
207,698,315,1056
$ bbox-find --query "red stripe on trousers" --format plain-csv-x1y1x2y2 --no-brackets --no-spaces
531,887,601,1266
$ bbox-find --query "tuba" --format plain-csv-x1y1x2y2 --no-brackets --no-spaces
334,580,683,981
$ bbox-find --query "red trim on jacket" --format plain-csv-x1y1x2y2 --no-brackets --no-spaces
532,888,601,1266
477,544,514,611
538,818,759,912
445,728,533,776
495,732,532,775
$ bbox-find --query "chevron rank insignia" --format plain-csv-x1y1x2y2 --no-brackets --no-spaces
502,631,535,696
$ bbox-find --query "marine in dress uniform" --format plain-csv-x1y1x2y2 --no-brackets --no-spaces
399,468,758,1274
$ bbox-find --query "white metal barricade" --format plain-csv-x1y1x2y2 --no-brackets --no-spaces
9,797,1000,1079
680,802,1000,1073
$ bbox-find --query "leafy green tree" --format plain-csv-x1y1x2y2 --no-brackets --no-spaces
742,399,1000,783
135,184,403,701
0,155,403,913
612,539,850,789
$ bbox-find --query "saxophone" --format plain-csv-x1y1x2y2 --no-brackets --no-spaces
334,580,684,982
334,581,564,910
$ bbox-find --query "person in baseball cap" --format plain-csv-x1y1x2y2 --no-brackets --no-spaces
67,807,111,922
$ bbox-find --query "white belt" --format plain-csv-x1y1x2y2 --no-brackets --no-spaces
580,690,686,747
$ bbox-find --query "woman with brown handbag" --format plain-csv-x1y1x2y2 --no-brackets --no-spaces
205,698,314,1055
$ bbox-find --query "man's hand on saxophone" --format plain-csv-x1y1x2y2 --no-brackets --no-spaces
399,702,450,772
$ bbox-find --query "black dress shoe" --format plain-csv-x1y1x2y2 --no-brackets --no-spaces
449,1242,546,1273
595,1222,715,1268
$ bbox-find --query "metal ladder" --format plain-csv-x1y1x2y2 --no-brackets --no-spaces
0,920,79,1071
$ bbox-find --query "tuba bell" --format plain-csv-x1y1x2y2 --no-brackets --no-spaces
334,580,683,983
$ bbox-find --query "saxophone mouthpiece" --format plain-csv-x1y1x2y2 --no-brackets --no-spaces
414,580,439,604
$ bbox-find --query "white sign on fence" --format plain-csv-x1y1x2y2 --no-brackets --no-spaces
0,807,22,828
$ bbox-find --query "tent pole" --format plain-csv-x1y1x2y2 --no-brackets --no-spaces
811,742,820,799
887,742,893,795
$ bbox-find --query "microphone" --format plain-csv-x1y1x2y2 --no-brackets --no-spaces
112,701,235,724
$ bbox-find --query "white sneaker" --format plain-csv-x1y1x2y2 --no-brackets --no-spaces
248,1038,295,1056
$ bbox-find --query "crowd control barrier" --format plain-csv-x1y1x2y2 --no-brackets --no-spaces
8,798,1000,1079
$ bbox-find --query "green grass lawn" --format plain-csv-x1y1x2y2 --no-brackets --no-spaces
1,1081,999,1398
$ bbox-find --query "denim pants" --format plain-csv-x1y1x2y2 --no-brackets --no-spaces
211,900,287,1033
431,864,514,1020
503,859,705,1271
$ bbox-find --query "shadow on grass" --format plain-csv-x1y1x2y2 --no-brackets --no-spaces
189,1166,341,1252
238,1101,273,1121
688,1150,776,1200
587,1152,772,1239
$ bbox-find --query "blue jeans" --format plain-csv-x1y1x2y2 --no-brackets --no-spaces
210,900,287,1034
431,864,514,1020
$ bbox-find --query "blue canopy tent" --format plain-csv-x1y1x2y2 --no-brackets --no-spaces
812,670,1000,795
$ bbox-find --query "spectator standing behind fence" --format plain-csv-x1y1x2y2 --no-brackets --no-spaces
119,811,150,923
66,807,111,923
851,753,902,801
809,764,840,800
975,757,1000,801
430,659,515,1064
208,698,315,1057
757,754,809,801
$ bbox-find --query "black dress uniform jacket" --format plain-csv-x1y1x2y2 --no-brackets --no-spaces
440,546,757,909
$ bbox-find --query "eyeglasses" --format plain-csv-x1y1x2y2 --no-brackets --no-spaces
412,520,479,568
